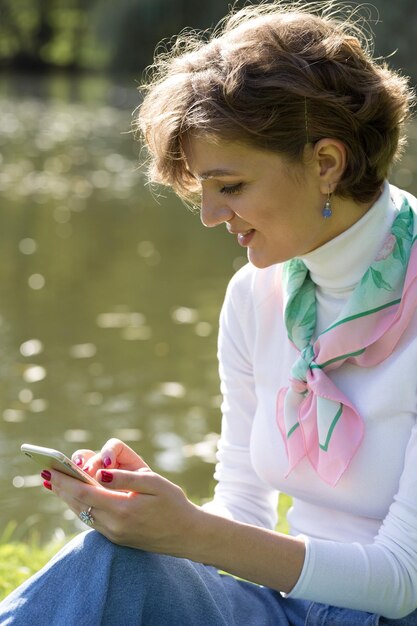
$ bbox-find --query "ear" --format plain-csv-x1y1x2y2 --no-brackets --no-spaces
311,138,347,194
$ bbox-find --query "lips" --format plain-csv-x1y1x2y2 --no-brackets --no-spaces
226,224,255,246
237,229,255,246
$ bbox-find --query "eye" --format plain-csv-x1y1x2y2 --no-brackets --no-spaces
220,183,243,195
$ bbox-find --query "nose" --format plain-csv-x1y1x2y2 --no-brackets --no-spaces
200,193,234,228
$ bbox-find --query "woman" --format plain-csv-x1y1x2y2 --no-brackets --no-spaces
1,2,416,624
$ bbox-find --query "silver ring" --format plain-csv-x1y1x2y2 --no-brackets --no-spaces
79,506,94,526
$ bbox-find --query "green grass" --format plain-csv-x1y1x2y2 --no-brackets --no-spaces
0,521,68,601
0,494,292,601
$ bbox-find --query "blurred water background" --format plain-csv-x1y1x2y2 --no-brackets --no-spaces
0,74,247,542
0,1,416,543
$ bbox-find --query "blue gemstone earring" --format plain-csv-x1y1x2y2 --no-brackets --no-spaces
322,187,332,219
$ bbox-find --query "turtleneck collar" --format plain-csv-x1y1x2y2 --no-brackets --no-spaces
299,181,397,291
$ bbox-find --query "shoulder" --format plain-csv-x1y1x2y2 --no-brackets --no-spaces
389,183,417,212
225,262,284,312
220,263,283,335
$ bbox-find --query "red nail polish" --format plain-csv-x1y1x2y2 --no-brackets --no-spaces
43,480,52,491
41,470,51,481
103,457,112,468
101,470,113,483
73,456,83,466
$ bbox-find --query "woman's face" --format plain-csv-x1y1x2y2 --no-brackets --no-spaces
183,135,345,268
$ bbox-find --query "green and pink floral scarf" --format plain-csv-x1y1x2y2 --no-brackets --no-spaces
277,194,417,486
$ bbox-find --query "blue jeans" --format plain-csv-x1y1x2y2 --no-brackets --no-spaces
0,531,416,625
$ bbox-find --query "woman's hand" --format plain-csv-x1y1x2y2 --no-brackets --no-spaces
42,440,202,558
41,437,306,593
71,438,149,475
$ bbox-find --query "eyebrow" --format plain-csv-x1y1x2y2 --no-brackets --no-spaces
198,168,241,180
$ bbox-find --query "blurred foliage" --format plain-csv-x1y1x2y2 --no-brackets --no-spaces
0,521,68,600
0,0,108,71
0,0,416,81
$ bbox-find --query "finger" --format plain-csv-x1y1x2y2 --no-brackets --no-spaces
48,468,130,526
96,467,162,494
81,452,106,476
46,468,99,506
100,438,150,471
47,468,123,511
48,467,100,493
71,449,95,467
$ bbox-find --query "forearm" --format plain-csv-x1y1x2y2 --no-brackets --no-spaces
184,507,305,594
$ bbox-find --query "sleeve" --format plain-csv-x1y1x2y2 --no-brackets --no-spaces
289,421,417,619
202,267,279,530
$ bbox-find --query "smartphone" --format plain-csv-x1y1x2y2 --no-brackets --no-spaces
21,443,100,486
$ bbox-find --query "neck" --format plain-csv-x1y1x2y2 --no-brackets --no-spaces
299,181,396,291
323,187,383,246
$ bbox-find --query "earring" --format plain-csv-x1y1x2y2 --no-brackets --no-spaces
322,187,332,219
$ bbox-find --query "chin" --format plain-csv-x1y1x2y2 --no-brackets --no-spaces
248,254,274,269
248,251,287,268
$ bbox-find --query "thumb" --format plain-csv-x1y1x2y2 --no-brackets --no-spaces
97,467,159,494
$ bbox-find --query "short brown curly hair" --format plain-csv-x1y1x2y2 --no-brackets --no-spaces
137,1,415,203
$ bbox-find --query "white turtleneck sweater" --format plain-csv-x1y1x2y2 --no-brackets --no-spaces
207,182,417,619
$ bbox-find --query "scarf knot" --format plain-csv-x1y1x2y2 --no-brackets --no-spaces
276,195,417,486
291,344,316,389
